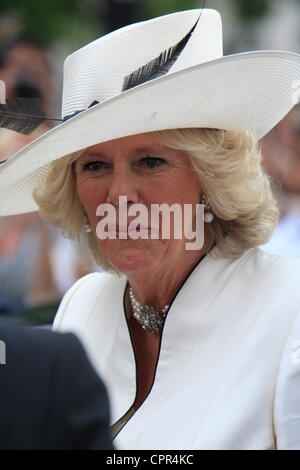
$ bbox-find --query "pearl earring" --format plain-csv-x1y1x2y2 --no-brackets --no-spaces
84,222,92,233
83,212,92,232
200,193,214,223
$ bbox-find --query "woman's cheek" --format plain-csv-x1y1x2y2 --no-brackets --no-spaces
77,179,104,211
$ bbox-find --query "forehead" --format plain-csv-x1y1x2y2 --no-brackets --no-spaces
82,132,169,156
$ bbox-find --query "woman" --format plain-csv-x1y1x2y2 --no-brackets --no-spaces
1,9,300,449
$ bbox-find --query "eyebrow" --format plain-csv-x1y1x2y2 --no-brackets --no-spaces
133,145,172,155
82,145,173,157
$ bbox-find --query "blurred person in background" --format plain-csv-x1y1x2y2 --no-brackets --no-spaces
0,35,95,322
0,35,59,318
262,105,300,257
0,34,54,117
0,127,60,317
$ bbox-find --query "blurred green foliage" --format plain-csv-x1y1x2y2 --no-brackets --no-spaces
231,0,270,20
0,0,277,47
143,0,200,18
0,0,104,46
10,301,60,326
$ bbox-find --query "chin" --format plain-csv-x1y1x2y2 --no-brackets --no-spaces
109,247,151,275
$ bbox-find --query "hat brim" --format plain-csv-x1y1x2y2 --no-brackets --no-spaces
0,50,300,216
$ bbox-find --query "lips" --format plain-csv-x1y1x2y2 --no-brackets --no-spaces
112,224,150,232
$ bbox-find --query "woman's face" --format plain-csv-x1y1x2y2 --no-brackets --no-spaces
75,132,203,275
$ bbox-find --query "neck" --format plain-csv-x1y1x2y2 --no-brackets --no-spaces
127,242,210,311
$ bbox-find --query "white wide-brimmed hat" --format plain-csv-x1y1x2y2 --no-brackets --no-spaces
0,8,300,216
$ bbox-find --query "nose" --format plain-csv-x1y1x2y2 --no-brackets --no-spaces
106,164,140,207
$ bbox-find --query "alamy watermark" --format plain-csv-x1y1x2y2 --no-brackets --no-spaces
0,339,6,365
94,196,206,250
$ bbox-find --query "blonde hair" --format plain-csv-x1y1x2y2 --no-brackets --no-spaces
33,128,279,270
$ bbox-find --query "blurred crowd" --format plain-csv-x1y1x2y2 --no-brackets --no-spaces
0,13,300,324
0,36,96,322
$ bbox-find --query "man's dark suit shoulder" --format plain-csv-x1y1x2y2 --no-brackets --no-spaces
0,321,113,450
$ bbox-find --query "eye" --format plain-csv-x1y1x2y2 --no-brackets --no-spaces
80,160,109,172
137,157,166,169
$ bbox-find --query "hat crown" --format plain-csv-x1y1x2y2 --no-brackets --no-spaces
62,9,223,118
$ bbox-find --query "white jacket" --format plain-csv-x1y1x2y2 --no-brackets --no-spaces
53,246,300,450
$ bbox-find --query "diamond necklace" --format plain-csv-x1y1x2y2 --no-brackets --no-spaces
129,287,169,335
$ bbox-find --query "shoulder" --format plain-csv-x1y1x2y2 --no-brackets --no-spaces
0,319,73,355
0,319,87,369
238,245,300,272
53,271,115,331
233,248,300,317
230,246,300,289
208,245,300,302
0,322,88,416
236,249,300,449
0,320,113,449
274,308,300,449
204,247,300,343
